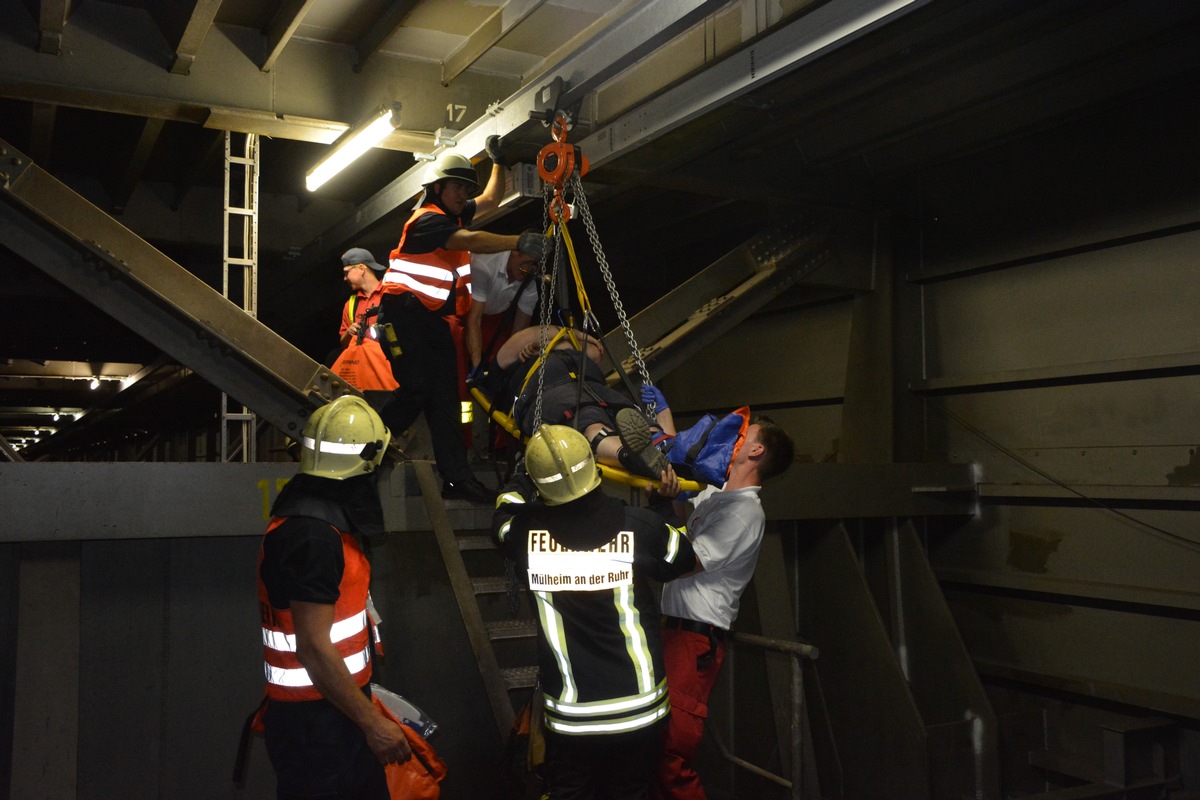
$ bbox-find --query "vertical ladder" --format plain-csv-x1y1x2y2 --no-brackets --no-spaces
220,131,259,462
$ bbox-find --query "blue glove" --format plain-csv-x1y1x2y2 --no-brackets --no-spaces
640,383,668,412
466,364,485,387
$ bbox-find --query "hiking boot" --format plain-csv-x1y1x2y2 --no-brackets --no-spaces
441,476,498,505
615,408,670,479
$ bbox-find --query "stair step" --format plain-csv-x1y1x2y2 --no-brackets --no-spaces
458,534,495,551
472,576,510,595
501,665,539,691
487,619,537,641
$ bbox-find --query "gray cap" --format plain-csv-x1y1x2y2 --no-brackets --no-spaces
341,247,386,274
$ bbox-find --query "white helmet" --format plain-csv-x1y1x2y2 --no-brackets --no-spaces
300,396,391,480
424,152,479,190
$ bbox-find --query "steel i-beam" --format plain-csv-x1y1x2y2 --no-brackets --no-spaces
0,140,356,438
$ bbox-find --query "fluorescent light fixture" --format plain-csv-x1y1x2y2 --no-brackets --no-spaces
306,103,402,192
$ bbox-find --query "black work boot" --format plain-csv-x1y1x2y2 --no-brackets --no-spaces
615,408,670,479
441,476,497,505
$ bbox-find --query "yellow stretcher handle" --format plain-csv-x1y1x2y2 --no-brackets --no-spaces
598,463,705,494
468,387,705,494
469,386,526,442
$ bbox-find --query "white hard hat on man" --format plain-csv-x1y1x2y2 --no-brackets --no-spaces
424,153,479,191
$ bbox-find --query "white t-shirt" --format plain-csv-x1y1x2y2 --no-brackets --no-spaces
660,484,765,630
469,252,537,317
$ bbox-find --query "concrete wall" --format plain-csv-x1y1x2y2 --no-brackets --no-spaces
0,465,506,800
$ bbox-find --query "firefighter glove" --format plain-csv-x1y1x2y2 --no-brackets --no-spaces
485,135,511,167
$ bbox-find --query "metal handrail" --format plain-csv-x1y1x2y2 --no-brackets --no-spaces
707,631,819,800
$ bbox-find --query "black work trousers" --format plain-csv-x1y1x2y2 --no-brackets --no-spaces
543,720,666,800
263,694,388,800
378,292,470,483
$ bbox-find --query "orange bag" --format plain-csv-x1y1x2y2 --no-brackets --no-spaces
372,695,447,800
332,340,400,392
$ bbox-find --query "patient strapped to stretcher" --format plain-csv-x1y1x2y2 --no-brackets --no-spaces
470,325,750,487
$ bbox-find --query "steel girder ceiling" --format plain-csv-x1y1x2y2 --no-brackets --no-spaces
1,0,1198,456
290,0,737,270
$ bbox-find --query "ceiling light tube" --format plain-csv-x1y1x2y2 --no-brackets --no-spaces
306,103,402,192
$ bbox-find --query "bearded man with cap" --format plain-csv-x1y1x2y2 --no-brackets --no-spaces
338,247,389,349
256,396,410,800
327,248,405,440
492,425,697,799
380,147,546,504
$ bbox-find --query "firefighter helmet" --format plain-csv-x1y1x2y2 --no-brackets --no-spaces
300,396,391,480
524,424,601,505
424,152,479,190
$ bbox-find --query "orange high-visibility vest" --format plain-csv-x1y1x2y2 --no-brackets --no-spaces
257,518,372,702
383,204,472,316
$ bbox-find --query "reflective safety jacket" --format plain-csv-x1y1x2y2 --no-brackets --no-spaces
492,477,696,736
258,517,373,702
383,204,472,316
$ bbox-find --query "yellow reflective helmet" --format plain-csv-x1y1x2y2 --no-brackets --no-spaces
299,396,391,480
525,424,601,505
424,152,479,190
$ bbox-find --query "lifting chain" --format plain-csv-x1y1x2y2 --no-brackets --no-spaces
531,182,558,432
529,110,655,432
570,172,652,391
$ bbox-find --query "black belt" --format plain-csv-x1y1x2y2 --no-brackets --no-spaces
662,615,727,640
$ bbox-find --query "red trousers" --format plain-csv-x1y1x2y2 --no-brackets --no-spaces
653,628,726,800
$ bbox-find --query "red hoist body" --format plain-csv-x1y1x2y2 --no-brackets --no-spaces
536,113,589,223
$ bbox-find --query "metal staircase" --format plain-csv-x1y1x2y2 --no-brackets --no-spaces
1,131,540,744
0,137,355,438
411,461,538,742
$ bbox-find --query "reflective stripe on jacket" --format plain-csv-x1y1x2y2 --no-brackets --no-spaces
257,517,372,702
493,486,695,737
536,583,673,736
383,204,472,316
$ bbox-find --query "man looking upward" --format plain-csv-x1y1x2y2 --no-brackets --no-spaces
653,416,795,800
